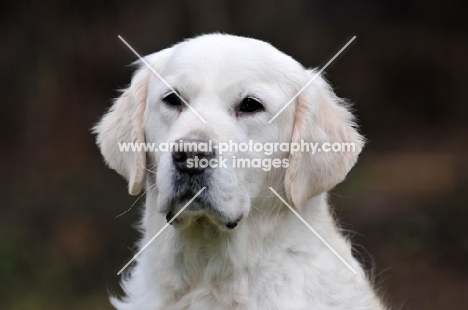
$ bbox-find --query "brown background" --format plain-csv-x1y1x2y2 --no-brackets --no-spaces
1,0,467,309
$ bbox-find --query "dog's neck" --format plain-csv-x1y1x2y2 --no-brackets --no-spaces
142,192,333,305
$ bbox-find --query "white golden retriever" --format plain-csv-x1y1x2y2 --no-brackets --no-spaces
95,34,386,309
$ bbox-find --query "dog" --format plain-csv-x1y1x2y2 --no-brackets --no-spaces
95,34,386,309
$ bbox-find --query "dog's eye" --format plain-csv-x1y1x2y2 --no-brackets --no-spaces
239,97,264,113
163,92,183,107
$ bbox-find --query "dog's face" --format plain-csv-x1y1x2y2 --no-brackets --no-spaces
95,34,363,231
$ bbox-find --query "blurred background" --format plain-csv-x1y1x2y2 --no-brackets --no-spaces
1,0,467,309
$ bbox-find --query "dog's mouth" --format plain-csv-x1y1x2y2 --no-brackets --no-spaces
165,209,242,230
164,182,243,230
159,181,247,231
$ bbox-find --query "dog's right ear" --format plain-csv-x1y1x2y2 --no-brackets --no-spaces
93,48,174,195
94,66,149,195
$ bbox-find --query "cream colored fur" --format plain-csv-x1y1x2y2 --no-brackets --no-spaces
94,34,386,310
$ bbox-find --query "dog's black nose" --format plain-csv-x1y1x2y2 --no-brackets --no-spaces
172,139,215,175
225,222,238,229
225,216,242,229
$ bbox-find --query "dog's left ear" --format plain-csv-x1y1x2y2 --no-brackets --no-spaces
285,70,364,209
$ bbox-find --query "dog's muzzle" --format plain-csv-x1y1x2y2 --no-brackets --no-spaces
167,140,241,229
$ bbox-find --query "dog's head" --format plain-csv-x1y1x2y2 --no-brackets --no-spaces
94,34,363,230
